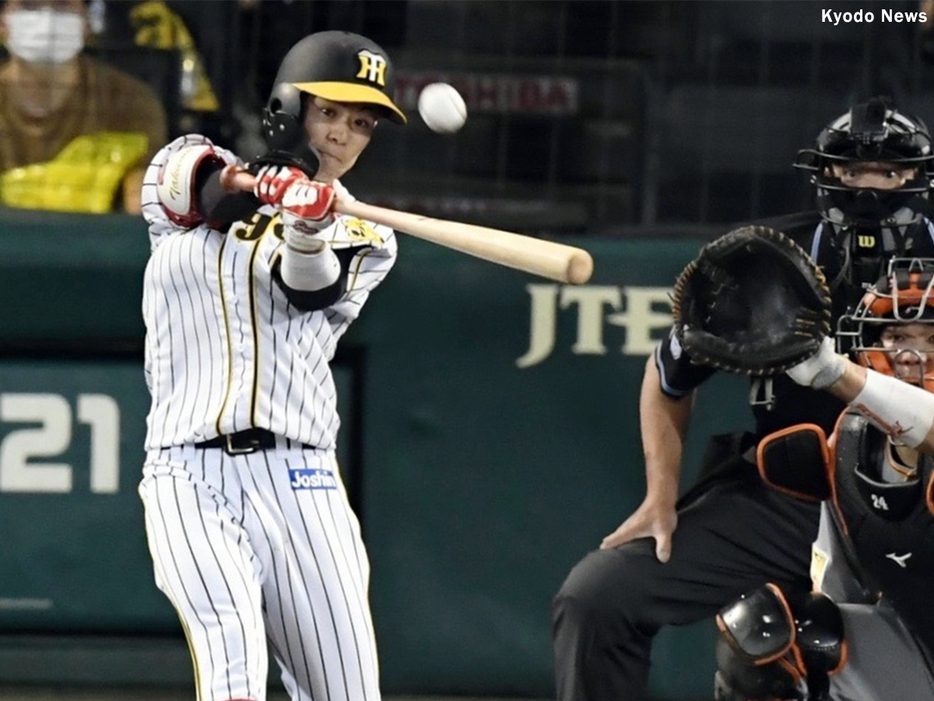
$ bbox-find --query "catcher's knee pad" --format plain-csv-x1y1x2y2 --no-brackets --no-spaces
715,583,846,701
714,633,801,700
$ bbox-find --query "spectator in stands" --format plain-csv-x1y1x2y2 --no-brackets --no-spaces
123,1,222,116
0,0,167,213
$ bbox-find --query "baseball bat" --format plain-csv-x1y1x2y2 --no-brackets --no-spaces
221,167,593,284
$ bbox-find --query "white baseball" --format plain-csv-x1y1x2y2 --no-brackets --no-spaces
418,83,467,134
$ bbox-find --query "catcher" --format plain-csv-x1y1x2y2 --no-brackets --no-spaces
553,97,934,701
714,259,934,701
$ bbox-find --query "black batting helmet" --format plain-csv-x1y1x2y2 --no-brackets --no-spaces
262,31,406,162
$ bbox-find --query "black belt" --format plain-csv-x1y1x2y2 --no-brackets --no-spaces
195,428,314,455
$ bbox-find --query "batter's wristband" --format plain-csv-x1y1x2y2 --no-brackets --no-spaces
280,242,341,292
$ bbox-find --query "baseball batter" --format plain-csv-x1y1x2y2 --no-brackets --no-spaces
137,31,406,701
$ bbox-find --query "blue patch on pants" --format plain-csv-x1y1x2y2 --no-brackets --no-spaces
289,469,337,490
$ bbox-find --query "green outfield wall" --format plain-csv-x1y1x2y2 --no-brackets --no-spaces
0,212,752,698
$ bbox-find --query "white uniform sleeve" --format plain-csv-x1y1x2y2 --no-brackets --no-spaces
141,134,243,251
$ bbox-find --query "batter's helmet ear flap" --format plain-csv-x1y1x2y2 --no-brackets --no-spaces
261,85,320,175
263,82,305,153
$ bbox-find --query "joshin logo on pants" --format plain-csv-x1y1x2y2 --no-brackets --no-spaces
289,469,337,490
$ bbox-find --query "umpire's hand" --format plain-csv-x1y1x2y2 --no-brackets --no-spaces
600,497,678,562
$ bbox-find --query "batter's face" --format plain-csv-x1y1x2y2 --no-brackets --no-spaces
303,96,377,183
830,161,918,190
880,322,934,384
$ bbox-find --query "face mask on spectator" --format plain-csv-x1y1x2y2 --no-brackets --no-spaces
5,8,84,65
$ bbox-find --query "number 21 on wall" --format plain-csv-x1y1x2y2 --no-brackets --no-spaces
0,393,120,494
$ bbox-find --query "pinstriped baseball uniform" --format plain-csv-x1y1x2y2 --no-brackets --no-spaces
138,134,396,701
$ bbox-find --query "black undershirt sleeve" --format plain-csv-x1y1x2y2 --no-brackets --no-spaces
196,162,259,226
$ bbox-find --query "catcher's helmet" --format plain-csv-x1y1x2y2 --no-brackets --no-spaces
795,97,934,229
837,257,934,391
262,31,406,167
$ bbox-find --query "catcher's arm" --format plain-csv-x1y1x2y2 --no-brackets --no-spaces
824,360,868,403
600,356,692,561
850,366,934,454
788,338,934,453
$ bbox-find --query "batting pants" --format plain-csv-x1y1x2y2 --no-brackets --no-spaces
139,443,379,701
552,468,820,701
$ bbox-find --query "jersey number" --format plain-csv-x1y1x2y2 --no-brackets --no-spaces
231,212,280,242
0,393,120,493
871,494,889,511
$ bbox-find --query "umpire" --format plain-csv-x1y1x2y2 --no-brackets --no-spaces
552,96,934,701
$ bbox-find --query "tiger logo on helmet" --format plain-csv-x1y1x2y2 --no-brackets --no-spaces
837,257,934,391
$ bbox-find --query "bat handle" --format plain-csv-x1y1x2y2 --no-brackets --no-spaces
221,165,354,216
220,165,257,193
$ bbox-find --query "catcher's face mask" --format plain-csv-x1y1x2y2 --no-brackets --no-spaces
837,257,934,391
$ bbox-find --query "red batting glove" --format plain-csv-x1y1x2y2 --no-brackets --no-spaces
253,165,335,226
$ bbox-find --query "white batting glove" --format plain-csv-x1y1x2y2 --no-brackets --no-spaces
253,165,336,236
786,336,847,389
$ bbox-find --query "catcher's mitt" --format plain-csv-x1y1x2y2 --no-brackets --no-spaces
672,226,832,376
